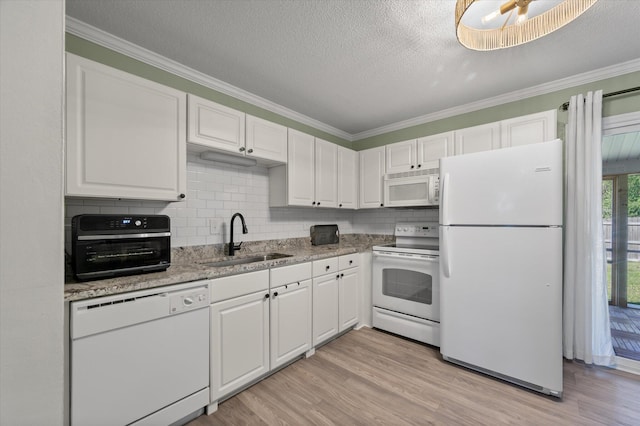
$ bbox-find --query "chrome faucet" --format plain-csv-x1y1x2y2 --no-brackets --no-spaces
228,212,248,256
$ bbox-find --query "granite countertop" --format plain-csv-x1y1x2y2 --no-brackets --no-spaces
64,234,392,301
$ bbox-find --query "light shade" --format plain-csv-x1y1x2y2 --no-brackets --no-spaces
455,0,599,51
199,151,258,167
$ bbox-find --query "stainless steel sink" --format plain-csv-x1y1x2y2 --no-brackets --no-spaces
202,253,292,268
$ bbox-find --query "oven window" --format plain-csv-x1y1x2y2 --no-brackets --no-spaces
382,268,432,305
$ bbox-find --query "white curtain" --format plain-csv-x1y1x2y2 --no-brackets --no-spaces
563,90,616,365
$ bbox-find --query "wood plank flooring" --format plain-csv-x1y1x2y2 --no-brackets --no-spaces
188,328,640,425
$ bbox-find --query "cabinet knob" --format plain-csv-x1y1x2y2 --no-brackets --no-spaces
273,291,278,298
179,193,186,199
312,201,316,205
239,146,246,152
417,164,422,168
317,202,321,206
341,273,344,278
410,165,415,169
325,265,330,271
349,260,353,265
264,293,269,299
336,274,340,279
247,148,253,154
339,203,342,207
380,203,384,207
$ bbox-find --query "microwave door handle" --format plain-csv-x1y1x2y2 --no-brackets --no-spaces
429,176,437,204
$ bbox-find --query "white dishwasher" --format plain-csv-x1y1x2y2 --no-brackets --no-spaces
70,281,211,426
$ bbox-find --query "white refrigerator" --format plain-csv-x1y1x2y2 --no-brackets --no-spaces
439,139,563,397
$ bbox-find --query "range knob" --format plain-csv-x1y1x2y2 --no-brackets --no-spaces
135,220,142,226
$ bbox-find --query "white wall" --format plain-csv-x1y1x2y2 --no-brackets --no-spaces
0,1,65,425
65,153,436,251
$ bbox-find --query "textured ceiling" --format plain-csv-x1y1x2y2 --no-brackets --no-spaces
65,0,640,137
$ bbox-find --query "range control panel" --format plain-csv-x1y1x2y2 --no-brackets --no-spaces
394,222,439,238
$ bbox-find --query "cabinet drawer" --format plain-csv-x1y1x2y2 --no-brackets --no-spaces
312,257,339,277
210,270,269,303
339,253,359,270
270,262,312,287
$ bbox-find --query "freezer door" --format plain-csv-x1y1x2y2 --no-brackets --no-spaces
439,226,562,394
439,139,562,226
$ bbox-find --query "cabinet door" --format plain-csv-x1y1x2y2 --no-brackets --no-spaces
359,146,386,208
313,273,340,346
500,110,557,148
287,129,316,207
386,139,417,174
66,53,186,201
337,146,358,209
417,131,455,170
246,115,287,163
187,94,245,154
454,122,501,155
339,267,359,332
270,280,312,369
315,138,338,208
210,290,269,401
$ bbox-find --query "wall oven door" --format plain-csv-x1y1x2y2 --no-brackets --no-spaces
372,251,440,322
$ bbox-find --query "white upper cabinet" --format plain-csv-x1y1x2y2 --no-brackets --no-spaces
454,122,501,155
245,115,287,163
359,146,386,208
66,53,187,202
386,139,417,174
187,94,245,153
188,95,286,165
337,146,358,209
500,110,557,148
314,138,338,208
269,130,342,208
417,131,455,170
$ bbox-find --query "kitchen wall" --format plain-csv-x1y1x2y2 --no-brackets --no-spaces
65,153,435,252
1,1,65,424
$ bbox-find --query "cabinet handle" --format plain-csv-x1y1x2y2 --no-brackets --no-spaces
179,193,186,199
264,293,269,299
247,148,253,154
410,165,415,169
239,146,246,152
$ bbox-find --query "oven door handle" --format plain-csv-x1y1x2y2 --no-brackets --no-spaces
77,232,171,241
373,251,437,261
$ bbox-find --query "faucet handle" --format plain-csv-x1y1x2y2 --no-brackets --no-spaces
233,241,243,250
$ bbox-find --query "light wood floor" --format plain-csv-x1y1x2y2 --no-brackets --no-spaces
188,328,640,425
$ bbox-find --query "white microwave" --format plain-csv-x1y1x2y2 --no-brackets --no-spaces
383,170,439,207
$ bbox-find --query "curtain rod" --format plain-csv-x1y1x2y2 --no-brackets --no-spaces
559,86,640,111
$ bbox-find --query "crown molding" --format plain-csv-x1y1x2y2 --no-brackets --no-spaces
65,17,353,142
67,17,640,144
353,57,640,141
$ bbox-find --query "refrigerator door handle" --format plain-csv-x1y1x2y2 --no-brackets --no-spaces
441,226,451,278
441,172,450,225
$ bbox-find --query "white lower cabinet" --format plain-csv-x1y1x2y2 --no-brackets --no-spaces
312,255,360,346
210,270,270,403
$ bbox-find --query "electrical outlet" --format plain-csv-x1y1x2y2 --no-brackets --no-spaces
209,218,223,234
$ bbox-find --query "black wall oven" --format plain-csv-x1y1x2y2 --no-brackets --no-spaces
71,214,171,281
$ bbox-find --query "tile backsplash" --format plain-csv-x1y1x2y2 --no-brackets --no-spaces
64,152,437,253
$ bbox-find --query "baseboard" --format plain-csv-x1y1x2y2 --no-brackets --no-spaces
616,356,640,376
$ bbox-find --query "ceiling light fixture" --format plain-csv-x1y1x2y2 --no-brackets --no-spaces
455,0,599,51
